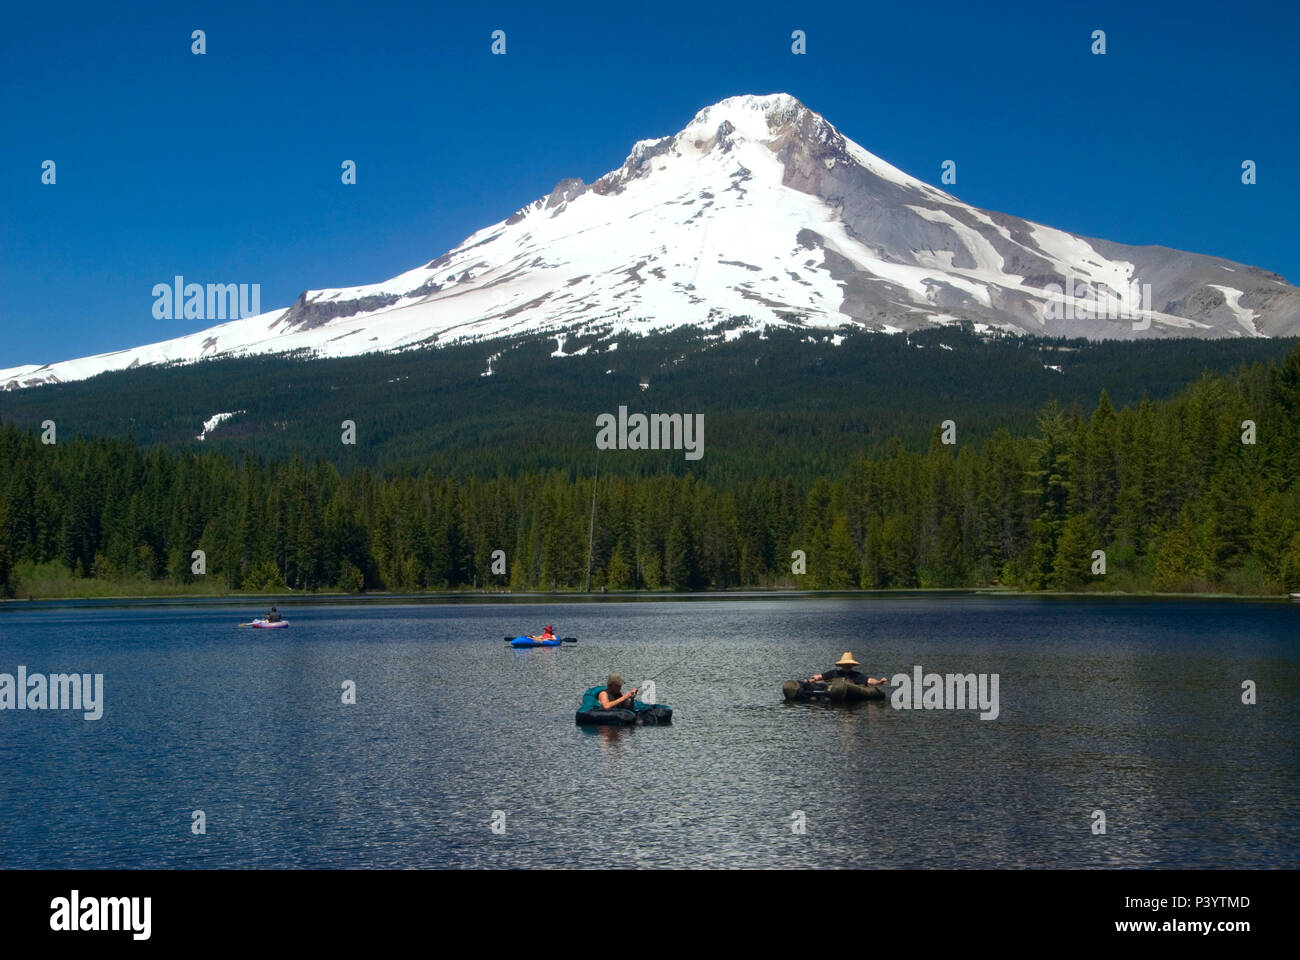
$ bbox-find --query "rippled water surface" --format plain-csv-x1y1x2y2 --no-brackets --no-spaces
1,595,1296,868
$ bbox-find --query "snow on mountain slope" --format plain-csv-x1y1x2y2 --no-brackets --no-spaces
5,93,1299,390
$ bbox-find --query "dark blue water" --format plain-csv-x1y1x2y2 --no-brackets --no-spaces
1,595,1296,868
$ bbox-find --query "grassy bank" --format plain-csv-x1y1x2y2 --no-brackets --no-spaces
10,561,239,599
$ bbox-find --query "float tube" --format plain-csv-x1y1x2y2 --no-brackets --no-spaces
782,678,885,702
509,636,563,647
574,685,673,726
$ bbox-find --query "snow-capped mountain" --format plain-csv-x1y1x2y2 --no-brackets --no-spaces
5,93,1299,390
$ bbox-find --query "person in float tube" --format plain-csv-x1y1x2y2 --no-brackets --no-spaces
597,673,639,710
265,606,281,623
528,625,557,642
809,652,887,686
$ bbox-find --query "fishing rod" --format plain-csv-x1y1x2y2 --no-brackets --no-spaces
577,645,688,702
631,644,707,701
641,650,696,684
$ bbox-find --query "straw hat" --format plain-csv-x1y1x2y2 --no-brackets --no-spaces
835,652,860,667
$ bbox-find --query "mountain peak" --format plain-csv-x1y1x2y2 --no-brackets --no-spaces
592,93,830,195
683,92,807,135
4,94,1299,390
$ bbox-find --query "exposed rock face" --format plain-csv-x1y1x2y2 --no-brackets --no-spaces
545,178,587,209
278,291,406,332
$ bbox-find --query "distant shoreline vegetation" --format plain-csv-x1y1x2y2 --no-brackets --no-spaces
2,340,1299,600
0,580,1288,604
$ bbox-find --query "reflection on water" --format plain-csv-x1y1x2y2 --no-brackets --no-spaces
583,724,632,757
0,595,1296,868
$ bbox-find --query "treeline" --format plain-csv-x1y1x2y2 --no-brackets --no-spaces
2,326,1295,485
2,346,1299,596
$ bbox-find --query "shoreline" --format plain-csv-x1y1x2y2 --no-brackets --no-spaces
2,586,1292,611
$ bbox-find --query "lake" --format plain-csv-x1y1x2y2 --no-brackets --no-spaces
1,594,1296,868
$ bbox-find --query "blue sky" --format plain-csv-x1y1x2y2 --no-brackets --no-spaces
2,0,1297,366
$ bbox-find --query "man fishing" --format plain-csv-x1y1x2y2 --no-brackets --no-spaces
265,606,282,623
781,651,889,702
574,672,672,725
810,652,888,687
596,673,640,710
